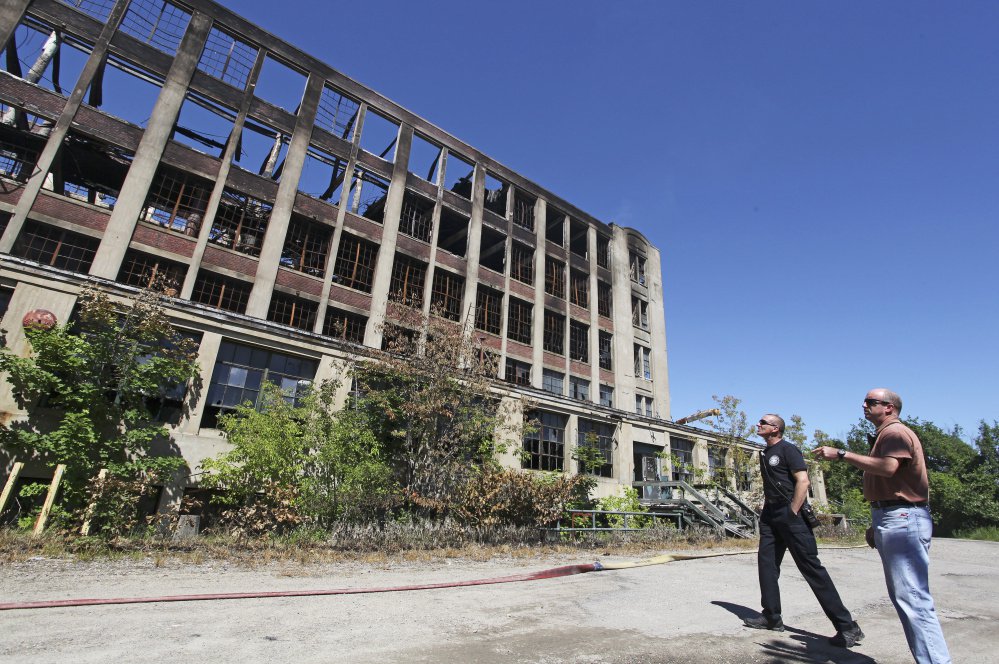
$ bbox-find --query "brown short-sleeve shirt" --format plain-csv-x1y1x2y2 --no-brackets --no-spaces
863,418,930,503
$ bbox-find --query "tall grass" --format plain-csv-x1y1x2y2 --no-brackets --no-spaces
954,526,999,542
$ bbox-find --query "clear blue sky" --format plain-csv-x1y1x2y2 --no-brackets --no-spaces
236,0,999,445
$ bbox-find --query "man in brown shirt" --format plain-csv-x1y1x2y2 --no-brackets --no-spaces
814,388,951,663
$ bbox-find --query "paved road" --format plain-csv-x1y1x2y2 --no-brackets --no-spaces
1,538,996,663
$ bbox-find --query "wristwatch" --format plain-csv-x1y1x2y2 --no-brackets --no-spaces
837,449,847,460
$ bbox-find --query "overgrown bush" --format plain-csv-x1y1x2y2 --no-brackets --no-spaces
453,467,595,528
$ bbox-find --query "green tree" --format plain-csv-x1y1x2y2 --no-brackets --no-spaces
705,395,756,491
0,287,200,524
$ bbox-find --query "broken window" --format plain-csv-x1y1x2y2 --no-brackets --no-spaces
197,26,258,90
504,357,531,386
630,252,647,286
298,145,348,204
475,285,502,335
323,306,367,343
140,166,212,235
543,310,565,355
190,270,251,313
346,166,390,223
282,215,331,277
389,253,427,308
483,172,507,217
596,234,610,268
437,207,468,257
172,93,237,158
253,55,306,114
3,18,90,98
333,233,378,292
670,437,694,481
598,331,613,370
359,109,399,162
569,218,588,258
569,321,588,363
708,445,728,481
633,345,651,380
315,84,360,140
542,369,564,396
578,419,613,477
599,384,613,408
510,241,534,285
444,150,474,199
0,104,48,182
569,376,589,401
234,118,289,180
506,297,532,344
522,411,565,471
546,207,565,246
202,340,317,428
632,297,649,330
409,133,442,184
399,191,434,243
545,256,565,299
209,188,271,256
597,281,612,318
570,270,588,308
267,292,318,331
56,1,116,22
513,191,535,231
117,249,186,292
478,225,506,273
120,0,192,56
12,220,98,272
430,269,464,322
86,54,165,128
45,131,133,209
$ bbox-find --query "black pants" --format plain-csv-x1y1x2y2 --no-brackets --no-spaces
758,503,854,631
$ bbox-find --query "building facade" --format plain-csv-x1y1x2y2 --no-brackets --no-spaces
0,0,793,511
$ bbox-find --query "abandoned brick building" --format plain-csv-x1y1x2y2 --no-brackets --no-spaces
0,0,815,522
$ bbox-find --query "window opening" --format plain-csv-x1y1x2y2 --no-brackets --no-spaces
708,446,728,481
298,145,349,203
474,286,502,335
333,233,378,292
389,254,427,308
578,419,613,477
522,411,566,471
546,208,565,246
542,369,564,396
359,109,399,162
171,93,237,158
478,225,506,273
430,270,464,321
12,220,98,272
506,297,532,344
86,53,165,127
633,345,652,380
632,297,649,329
202,340,317,428
140,166,212,235
513,191,535,231
543,311,564,355
43,131,133,208
253,55,306,114
346,166,390,223
597,281,612,318
443,151,474,199
209,188,271,256
570,269,589,308
235,118,289,180
4,19,90,99
630,252,647,285
569,321,589,363
190,271,251,313
599,384,613,408
197,26,257,90
596,234,610,268
316,84,360,140
504,357,531,386
545,256,565,299
409,133,442,184
569,376,589,401
510,242,534,285
671,437,695,482
437,207,468,257
400,192,434,243
117,249,186,292
483,172,507,217
569,218,588,258
120,0,191,56
598,331,612,370
0,104,48,182
282,215,331,277
56,0,116,22
323,307,367,343
267,292,318,331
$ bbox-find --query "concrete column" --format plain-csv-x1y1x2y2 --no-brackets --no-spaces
567,412,579,474
245,73,325,317
178,330,223,435
586,225,600,403
495,395,525,469
645,244,671,419
362,115,410,348
530,198,546,388
458,160,486,339
609,225,637,415
0,0,132,254
89,12,213,278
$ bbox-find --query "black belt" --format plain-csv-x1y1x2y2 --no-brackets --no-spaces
870,499,928,508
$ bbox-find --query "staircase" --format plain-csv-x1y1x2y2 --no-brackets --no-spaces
633,480,758,538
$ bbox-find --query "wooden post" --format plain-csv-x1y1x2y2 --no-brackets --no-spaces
80,468,109,536
0,462,24,515
32,464,66,536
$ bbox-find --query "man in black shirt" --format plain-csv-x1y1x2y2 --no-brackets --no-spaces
744,414,864,648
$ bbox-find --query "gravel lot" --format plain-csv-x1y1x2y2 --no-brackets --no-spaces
1,538,996,663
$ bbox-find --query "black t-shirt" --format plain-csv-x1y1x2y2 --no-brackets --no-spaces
760,440,807,503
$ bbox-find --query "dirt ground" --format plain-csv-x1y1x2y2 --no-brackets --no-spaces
1,538,996,663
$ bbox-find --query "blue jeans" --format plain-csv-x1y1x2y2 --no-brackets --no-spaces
873,506,951,664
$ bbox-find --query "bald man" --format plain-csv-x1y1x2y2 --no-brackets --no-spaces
814,389,951,664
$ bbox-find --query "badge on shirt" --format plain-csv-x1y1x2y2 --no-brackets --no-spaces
768,455,780,466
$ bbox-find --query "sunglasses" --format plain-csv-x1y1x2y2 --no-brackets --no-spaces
864,398,891,407
758,420,776,427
